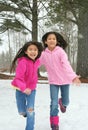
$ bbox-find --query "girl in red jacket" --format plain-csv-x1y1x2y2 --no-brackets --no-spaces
10,41,43,130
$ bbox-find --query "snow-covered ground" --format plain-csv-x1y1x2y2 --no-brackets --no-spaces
0,80,88,130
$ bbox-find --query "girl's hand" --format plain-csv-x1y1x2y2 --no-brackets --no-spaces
72,76,81,86
24,88,31,95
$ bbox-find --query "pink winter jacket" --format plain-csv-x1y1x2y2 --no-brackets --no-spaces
11,57,40,92
40,46,77,85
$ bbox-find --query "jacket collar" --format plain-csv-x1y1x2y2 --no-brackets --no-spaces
45,46,59,53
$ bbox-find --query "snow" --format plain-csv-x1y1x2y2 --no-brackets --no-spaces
0,79,88,130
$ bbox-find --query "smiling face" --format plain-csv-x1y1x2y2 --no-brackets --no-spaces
45,34,57,51
25,44,38,60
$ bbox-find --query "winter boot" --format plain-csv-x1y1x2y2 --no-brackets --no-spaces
59,98,66,113
50,116,59,130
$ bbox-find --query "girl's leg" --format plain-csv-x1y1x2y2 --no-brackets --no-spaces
16,90,26,116
26,90,36,130
60,84,70,107
50,84,59,130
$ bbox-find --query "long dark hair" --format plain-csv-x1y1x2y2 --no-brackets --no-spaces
10,41,43,73
42,31,68,49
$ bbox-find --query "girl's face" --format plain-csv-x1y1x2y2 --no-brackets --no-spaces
25,44,38,60
45,34,57,51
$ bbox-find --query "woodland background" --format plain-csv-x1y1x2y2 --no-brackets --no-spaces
0,0,88,82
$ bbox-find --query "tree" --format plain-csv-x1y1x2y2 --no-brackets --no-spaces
0,0,47,41
0,0,50,75
77,7,88,78
47,0,88,78
0,39,2,45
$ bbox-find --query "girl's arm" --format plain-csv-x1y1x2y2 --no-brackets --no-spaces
14,59,27,92
60,49,81,84
39,51,45,66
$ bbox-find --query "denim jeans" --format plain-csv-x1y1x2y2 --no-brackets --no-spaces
50,84,69,116
16,90,36,130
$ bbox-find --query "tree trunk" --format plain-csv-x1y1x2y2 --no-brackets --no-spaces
32,0,38,41
77,11,88,78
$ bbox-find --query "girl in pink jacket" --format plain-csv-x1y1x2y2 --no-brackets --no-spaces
40,31,81,130
10,41,43,130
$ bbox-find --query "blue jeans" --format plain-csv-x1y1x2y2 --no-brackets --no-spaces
16,90,36,130
50,84,69,116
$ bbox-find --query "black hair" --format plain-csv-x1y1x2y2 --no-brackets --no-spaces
42,31,68,49
10,41,43,73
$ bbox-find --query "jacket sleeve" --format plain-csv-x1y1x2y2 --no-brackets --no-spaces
60,49,77,80
39,51,45,66
12,59,27,92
